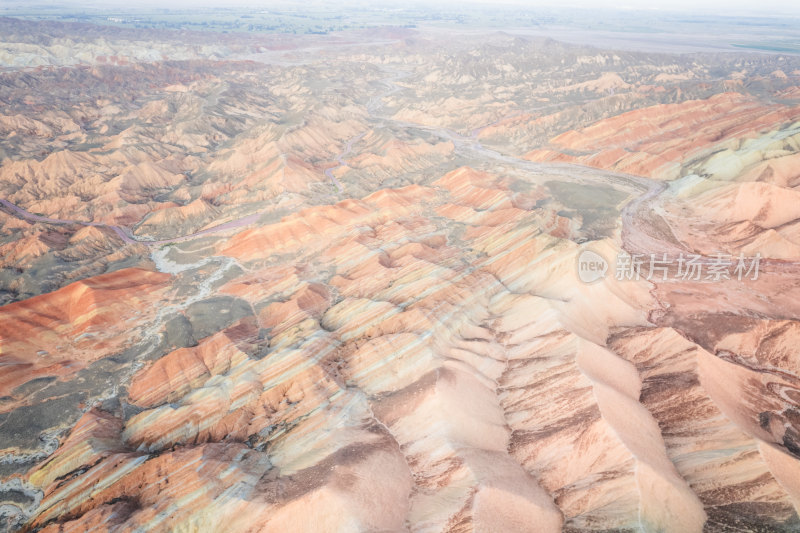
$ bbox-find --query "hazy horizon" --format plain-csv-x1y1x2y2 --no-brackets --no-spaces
3,0,800,17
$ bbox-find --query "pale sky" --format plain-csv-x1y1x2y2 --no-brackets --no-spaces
7,0,800,17
515,0,800,15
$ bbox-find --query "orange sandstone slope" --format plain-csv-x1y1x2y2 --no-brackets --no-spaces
524,93,800,180
0,268,171,399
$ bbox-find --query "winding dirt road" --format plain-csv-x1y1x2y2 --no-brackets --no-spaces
324,131,366,192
